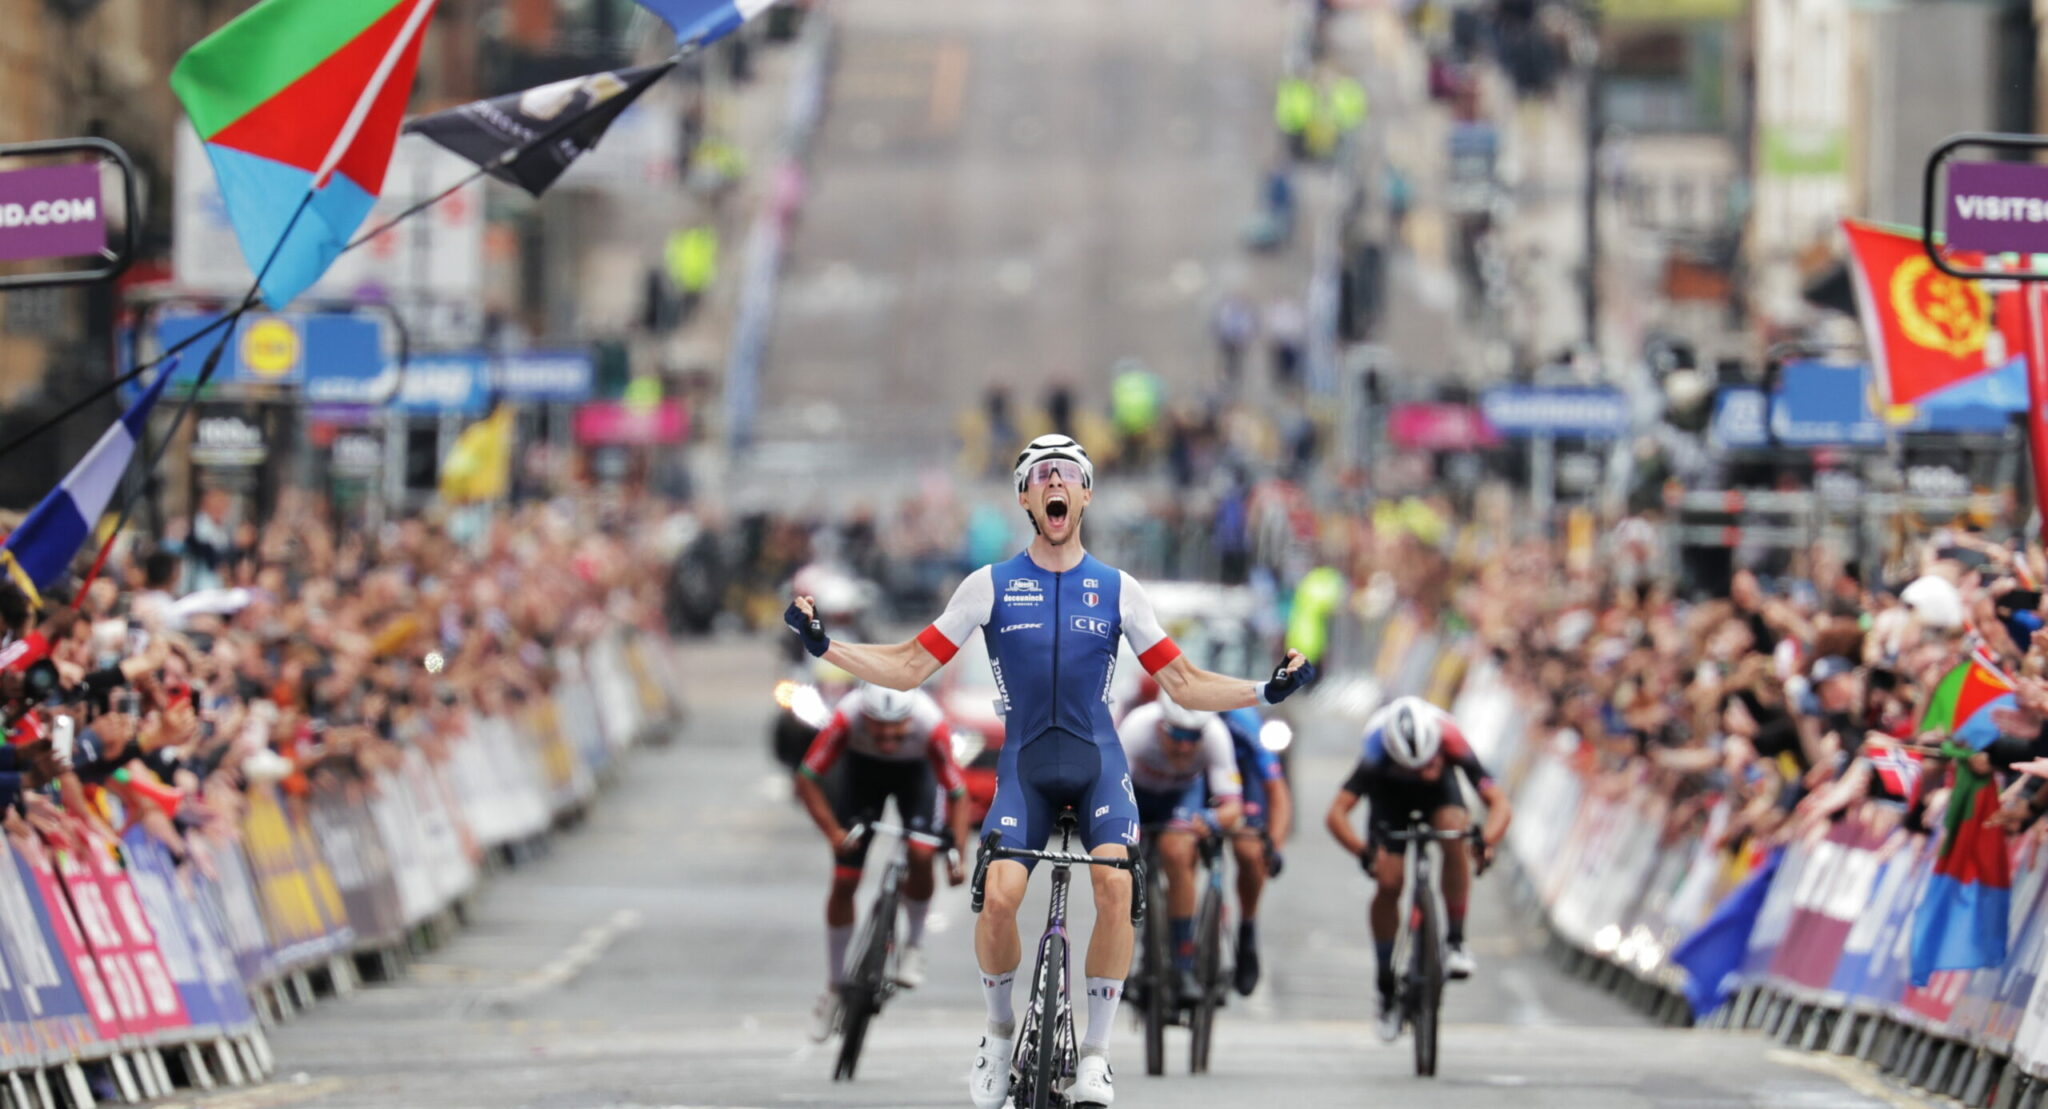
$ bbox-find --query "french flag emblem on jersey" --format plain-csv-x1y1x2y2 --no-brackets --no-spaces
1083,592,1099,607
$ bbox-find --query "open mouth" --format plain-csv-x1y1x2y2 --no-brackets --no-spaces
1045,492,1070,525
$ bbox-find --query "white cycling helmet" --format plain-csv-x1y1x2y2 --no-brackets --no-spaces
858,684,917,723
1013,434,1095,494
1156,694,1211,734
1382,697,1442,769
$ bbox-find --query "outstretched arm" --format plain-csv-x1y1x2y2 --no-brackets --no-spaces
1121,573,1316,710
786,568,994,692
1154,650,1311,711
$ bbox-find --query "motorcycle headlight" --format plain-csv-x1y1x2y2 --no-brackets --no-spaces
790,685,831,728
951,728,986,767
1259,720,1294,753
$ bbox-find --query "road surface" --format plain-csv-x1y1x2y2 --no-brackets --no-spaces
194,637,1924,1109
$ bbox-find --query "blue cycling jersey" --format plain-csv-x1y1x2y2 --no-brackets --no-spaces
919,551,1183,747
1222,707,1284,783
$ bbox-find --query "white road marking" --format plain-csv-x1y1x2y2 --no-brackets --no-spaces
505,908,643,996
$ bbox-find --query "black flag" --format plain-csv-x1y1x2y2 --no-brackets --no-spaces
406,62,676,197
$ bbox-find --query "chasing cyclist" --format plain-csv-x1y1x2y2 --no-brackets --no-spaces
795,684,973,1042
786,434,1317,1108
1324,696,1510,1043
1218,706,1291,995
1116,696,1242,1006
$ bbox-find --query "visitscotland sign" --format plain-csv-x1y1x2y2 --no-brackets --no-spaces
1946,161,2048,255
0,164,104,262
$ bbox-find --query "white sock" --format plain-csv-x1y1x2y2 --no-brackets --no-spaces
981,970,1017,1036
826,924,853,988
1082,977,1123,1053
904,897,931,948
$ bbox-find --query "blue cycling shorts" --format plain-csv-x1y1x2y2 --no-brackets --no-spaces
982,729,1141,865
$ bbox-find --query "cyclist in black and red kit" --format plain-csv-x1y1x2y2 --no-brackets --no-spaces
1325,696,1512,1042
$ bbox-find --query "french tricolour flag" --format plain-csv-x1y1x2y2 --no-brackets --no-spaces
0,360,175,594
633,0,783,45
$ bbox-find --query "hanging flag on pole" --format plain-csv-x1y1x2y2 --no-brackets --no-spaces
631,0,783,45
0,359,178,603
1842,220,2007,418
407,62,678,196
169,0,441,309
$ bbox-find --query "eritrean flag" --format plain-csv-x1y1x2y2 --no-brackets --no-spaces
1916,650,2017,749
1909,741,2012,985
170,0,440,308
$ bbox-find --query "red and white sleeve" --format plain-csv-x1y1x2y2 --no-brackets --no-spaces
1118,572,1182,675
916,566,995,664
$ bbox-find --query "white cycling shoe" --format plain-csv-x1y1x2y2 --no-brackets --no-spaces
1068,1053,1115,1106
1375,992,1401,1043
1446,943,1477,980
968,1035,1013,1109
894,945,927,989
809,989,840,1044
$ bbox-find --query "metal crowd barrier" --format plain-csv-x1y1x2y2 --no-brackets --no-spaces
0,624,686,1106
1465,657,2048,1109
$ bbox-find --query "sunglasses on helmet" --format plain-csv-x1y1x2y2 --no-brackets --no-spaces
1025,459,1086,488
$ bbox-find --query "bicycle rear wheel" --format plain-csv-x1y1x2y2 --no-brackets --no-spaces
1143,867,1168,1076
1189,886,1223,1074
1411,888,1442,1078
833,889,897,1081
1024,933,1068,1109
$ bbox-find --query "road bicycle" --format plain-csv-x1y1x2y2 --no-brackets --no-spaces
832,821,951,1080
971,810,1145,1109
1375,812,1486,1078
1132,823,1238,1076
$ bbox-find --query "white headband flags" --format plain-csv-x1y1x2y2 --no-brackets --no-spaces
631,0,784,46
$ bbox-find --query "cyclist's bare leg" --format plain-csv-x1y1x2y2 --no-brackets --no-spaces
1432,805,1473,944
1084,844,1133,977
827,868,860,928
1368,851,1404,946
975,859,1028,973
1230,835,1267,919
1158,831,1199,920
904,843,937,902
975,859,1028,1036
903,843,937,951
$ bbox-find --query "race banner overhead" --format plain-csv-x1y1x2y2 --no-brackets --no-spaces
1945,161,2048,256
406,62,676,197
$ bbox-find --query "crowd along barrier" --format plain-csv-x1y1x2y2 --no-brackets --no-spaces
1469,653,2048,1109
0,624,683,1105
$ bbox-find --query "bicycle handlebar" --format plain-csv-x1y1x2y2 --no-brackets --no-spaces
969,831,1147,927
843,821,951,850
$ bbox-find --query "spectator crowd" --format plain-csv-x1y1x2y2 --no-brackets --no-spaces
0,489,676,876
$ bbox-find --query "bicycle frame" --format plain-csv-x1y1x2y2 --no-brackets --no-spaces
971,814,1146,1109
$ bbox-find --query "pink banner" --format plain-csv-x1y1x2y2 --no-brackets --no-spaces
574,401,688,446
1386,403,1501,451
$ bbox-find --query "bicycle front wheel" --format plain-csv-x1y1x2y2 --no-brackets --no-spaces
1411,889,1442,1078
1190,888,1223,1074
833,890,897,1080
1026,933,1069,1109
1143,869,1168,1076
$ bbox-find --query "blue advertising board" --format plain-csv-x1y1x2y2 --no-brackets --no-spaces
396,354,489,416
149,311,384,393
1478,386,1630,437
496,350,593,403
1709,387,1770,450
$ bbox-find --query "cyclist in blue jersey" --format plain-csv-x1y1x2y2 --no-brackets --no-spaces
786,434,1317,1109
1217,706,1292,995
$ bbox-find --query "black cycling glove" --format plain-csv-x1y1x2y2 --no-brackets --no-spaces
784,601,831,659
1261,657,1318,704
